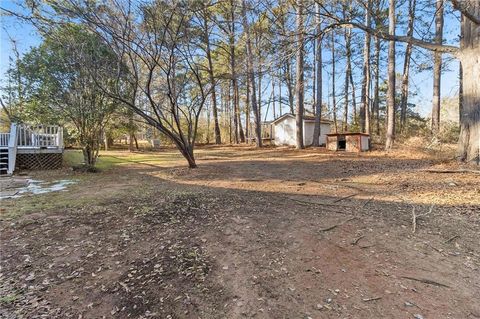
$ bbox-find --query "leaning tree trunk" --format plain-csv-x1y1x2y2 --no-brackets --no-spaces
431,0,444,133
241,0,262,147
295,0,305,149
399,0,416,132
313,3,323,147
457,2,480,164
385,0,396,150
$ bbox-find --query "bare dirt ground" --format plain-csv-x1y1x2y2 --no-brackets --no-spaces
1,145,479,319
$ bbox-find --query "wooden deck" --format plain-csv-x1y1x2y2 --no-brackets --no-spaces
0,123,64,175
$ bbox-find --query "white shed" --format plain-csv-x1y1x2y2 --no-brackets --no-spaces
271,113,334,147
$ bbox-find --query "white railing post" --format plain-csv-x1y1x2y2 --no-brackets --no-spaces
58,127,64,149
7,123,18,175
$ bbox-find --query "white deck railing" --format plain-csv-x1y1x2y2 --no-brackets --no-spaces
17,124,63,148
0,124,63,149
0,133,9,147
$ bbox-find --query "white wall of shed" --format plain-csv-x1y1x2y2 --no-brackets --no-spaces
273,116,296,146
361,135,370,151
303,122,331,146
274,117,331,147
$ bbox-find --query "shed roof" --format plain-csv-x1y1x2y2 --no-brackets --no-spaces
326,132,370,137
271,113,335,125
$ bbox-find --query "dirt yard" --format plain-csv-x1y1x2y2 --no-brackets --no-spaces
1,146,479,319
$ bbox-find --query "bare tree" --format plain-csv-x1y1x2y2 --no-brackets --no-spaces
456,0,479,164
431,0,444,133
385,0,396,150
343,26,352,132
331,30,338,133
399,0,417,131
241,0,262,147
62,0,212,168
295,0,305,149
360,0,372,134
199,3,221,144
312,3,323,147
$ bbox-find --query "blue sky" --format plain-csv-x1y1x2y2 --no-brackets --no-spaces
1,0,460,120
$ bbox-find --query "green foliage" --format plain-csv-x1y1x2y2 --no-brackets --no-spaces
9,23,123,167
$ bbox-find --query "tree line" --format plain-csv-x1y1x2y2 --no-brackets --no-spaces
1,0,479,167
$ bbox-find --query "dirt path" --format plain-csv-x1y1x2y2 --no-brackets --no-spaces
1,147,479,318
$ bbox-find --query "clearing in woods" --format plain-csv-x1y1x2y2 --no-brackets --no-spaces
1,146,479,318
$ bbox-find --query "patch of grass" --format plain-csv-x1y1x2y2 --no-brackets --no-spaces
63,150,132,170
0,294,18,304
64,149,182,171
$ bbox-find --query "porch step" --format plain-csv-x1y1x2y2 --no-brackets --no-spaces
0,149,9,175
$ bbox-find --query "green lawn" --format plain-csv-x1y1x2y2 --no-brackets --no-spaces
63,149,184,170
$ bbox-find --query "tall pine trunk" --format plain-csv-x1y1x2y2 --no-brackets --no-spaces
295,0,305,149
373,35,381,135
457,1,480,164
385,0,396,150
204,9,221,144
331,31,338,133
344,27,352,132
241,0,262,147
431,0,444,133
360,0,372,134
313,4,323,147
399,0,416,132
229,0,239,144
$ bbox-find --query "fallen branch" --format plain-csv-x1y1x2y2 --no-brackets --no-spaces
444,235,460,244
361,197,374,208
412,204,434,233
421,169,480,174
351,235,365,245
320,217,356,232
289,197,353,208
333,193,357,203
401,276,450,288
362,296,382,302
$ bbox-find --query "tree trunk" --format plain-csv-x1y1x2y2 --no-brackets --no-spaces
245,75,250,141
457,2,480,164
204,8,222,145
331,31,338,133
258,69,262,121
349,70,357,126
431,0,444,133
272,78,276,119
344,27,352,132
241,0,262,147
360,0,372,134
295,0,305,149
313,4,322,147
399,0,416,132
373,35,381,135
285,58,295,113
128,116,134,152
279,68,283,116
82,140,98,168
385,0,396,150
104,130,109,151
229,0,245,144
133,134,139,150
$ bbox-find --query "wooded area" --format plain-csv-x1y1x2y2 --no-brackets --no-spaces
1,0,479,167
1,2,479,317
